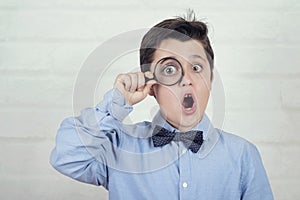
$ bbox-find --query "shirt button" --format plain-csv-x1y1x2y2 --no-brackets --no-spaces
182,182,188,188
181,149,187,154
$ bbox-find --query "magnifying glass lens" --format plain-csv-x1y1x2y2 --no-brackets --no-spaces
154,58,182,86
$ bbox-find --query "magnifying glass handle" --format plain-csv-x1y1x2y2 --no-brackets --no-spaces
144,71,155,83
144,75,153,83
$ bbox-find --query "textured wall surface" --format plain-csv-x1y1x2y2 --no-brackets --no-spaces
0,0,299,199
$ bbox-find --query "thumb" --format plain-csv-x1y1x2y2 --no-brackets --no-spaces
142,81,156,96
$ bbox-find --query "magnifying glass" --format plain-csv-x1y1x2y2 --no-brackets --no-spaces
145,57,183,86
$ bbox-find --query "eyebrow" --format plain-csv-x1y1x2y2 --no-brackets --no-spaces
189,54,206,61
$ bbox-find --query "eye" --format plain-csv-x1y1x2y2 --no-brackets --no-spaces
162,65,177,75
192,64,203,72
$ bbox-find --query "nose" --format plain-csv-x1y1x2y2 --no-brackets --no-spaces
180,71,192,87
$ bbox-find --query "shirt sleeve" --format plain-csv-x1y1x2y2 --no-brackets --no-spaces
49,89,133,188
240,142,274,200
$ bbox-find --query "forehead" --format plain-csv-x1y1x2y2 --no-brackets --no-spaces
154,38,207,62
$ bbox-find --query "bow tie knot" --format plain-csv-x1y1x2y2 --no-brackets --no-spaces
152,125,204,153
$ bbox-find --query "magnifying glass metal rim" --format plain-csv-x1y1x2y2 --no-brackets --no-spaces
144,57,183,86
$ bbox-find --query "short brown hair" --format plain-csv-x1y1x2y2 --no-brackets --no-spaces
140,11,214,77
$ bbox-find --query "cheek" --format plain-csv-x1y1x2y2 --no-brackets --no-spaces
197,79,211,95
192,76,211,103
193,72,212,90
195,85,211,111
154,86,180,106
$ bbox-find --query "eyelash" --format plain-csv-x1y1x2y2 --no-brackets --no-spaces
191,64,203,72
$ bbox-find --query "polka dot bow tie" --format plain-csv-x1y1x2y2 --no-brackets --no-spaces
152,125,204,153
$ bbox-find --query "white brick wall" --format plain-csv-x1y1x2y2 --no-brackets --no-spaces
0,0,299,199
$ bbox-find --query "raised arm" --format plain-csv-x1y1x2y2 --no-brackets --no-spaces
50,71,155,188
50,89,132,188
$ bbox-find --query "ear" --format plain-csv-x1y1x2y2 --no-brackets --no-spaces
209,71,214,91
148,85,155,96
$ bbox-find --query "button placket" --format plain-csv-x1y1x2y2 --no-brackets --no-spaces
182,182,188,188
178,143,191,199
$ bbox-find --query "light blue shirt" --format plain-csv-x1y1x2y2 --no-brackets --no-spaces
50,89,274,200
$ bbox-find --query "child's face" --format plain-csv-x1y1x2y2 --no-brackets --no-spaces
150,38,213,131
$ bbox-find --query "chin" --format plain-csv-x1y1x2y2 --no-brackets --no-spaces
167,114,201,131
181,118,200,128
161,106,204,130
182,112,203,127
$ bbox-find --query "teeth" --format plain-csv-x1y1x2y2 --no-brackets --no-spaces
183,93,194,109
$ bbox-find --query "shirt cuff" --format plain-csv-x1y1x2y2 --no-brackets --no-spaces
96,88,133,122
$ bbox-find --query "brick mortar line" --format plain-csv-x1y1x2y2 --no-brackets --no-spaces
0,136,54,142
0,38,299,45
0,6,297,12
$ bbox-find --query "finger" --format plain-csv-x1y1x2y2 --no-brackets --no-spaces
137,72,145,91
128,73,138,92
144,71,154,83
142,82,154,96
119,74,131,91
146,79,157,86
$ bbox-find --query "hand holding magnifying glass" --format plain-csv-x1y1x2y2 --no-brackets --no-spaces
114,57,184,105
144,57,183,86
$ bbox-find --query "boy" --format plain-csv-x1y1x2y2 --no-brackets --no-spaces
50,12,274,200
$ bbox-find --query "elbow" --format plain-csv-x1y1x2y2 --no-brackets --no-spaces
49,148,64,173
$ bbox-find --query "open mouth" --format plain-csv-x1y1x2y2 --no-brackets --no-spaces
182,93,194,109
